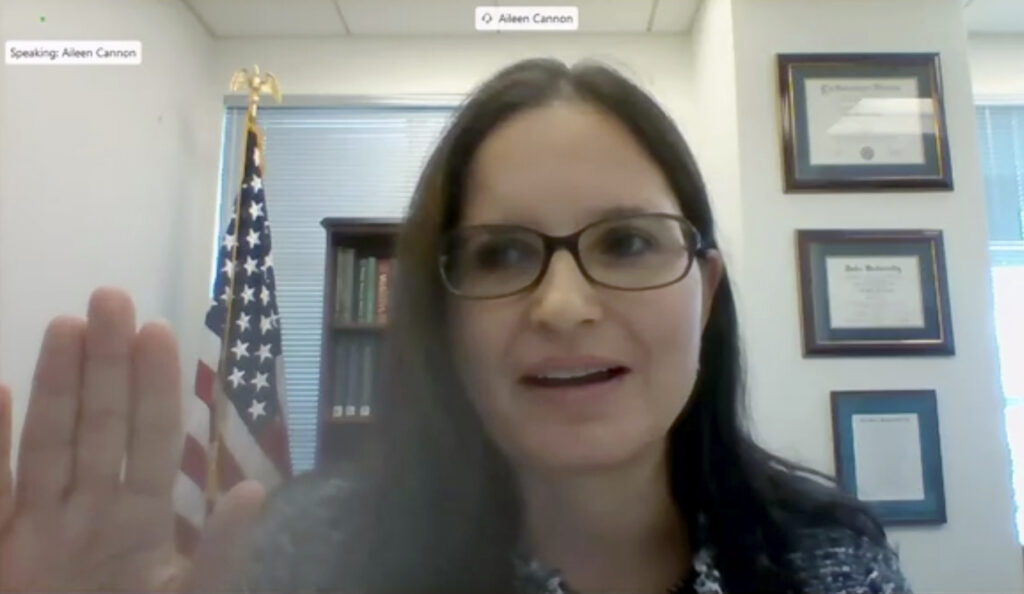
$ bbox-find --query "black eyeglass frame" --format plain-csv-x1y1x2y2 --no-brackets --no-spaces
438,213,708,300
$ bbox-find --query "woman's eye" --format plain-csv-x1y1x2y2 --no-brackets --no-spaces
472,239,536,270
599,230,655,258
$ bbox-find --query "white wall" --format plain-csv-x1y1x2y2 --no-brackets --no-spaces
727,1,1022,592
969,34,1024,99
690,0,745,281
0,0,222,466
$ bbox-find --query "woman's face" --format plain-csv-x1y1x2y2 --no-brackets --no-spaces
450,100,722,473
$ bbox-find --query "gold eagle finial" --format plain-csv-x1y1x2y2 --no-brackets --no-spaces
230,65,282,117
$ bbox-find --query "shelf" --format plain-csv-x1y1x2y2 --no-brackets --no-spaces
329,415,374,424
333,322,387,331
318,218,397,471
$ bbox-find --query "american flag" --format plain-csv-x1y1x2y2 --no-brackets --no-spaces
174,124,293,554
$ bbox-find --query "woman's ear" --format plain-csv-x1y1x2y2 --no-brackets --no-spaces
698,249,724,329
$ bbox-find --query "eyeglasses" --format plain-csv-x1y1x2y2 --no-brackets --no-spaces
439,213,705,299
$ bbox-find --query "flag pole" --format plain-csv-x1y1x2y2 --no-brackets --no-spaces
207,65,283,508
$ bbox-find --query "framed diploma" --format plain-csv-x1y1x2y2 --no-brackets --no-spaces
797,229,954,356
778,53,953,192
831,390,946,525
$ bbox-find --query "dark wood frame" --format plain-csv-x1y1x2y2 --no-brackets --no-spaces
831,389,947,525
315,217,401,471
796,229,954,356
778,52,953,192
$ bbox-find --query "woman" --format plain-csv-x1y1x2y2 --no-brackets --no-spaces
0,59,910,593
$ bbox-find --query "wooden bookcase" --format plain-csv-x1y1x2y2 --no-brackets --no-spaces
316,217,401,472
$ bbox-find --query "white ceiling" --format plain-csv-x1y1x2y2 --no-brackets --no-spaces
965,0,1024,33
182,0,1023,38
182,0,702,37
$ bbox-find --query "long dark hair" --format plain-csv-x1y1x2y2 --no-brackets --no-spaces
333,58,886,594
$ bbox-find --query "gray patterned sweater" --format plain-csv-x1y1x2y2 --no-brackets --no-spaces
244,476,912,594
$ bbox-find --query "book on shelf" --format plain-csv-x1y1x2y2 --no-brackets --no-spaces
359,340,375,417
344,338,361,417
333,248,356,325
362,257,377,323
333,251,392,325
328,335,378,420
376,259,391,324
355,258,368,326
330,341,347,419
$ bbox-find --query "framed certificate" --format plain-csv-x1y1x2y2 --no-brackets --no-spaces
778,53,953,192
831,390,946,525
797,229,954,356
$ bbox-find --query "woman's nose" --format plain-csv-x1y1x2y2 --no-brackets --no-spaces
527,250,602,332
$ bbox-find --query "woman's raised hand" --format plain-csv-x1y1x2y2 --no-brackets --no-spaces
0,288,267,593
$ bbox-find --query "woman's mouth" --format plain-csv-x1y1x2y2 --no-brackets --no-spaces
518,357,632,412
520,366,630,388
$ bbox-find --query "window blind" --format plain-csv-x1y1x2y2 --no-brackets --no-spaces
214,105,456,472
976,103,1024,543
977,104,1024,403
977,105,1024,246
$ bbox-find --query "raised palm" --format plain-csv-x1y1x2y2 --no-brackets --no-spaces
0,288,266,593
